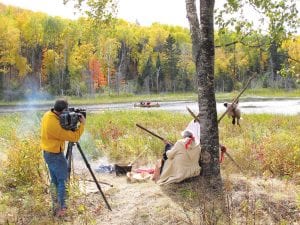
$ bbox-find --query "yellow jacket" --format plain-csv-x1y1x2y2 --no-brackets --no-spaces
40,110,85,153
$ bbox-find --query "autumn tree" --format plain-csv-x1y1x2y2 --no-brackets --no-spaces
69,43,95,95
162,34,181,92
148,24,172,92
177,42,195,92
89,56,107,89
138,56,154,93
216,0,299,88
282,37,300,82
42,49,61,95
16,12,45,91
63,0,117,23
0,14,30,99
96,36,120,93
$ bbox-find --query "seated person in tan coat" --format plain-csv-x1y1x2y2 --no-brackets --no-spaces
154,130,201,185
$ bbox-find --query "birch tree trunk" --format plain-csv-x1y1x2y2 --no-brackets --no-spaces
156,67,160,93
116,41,127,95
186,0,221,184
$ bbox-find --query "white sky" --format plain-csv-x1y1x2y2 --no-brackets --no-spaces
117,0,189,27
0,0,222,28
0,0,299,32
0,0,81,20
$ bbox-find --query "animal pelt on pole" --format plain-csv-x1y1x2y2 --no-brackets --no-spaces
223,101,241,126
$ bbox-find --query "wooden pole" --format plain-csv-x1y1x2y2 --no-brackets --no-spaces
186,107,243,173
222,149,243,173
186,106,200,123
79,178,113,187
136,123,172,144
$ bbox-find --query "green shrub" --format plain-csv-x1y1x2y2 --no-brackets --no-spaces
219,114,300,177
0,135,45,188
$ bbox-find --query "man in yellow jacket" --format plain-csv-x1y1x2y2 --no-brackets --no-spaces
40,99,85,217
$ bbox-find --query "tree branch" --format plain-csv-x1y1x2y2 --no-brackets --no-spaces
185,0,201,63
215,32,265,49
288,56,300,64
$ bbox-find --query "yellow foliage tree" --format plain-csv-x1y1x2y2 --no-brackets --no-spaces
41,49,60,83
0,15,30,77
282,37,300,78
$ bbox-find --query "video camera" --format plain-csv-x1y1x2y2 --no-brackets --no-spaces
59,107,86,131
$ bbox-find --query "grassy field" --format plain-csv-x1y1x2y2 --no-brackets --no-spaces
0,111,299,224
0,110,299,179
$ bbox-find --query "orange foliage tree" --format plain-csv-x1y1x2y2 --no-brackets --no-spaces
89,56,107,89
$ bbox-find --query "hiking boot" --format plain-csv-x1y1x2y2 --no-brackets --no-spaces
55,208,67,217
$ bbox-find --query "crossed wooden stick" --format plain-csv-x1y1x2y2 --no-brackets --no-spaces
186,74,256,172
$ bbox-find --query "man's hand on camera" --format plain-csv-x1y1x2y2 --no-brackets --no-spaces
79,114,86,125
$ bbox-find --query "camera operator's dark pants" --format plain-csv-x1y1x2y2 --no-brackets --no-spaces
43,151,68,211
160,143,172,174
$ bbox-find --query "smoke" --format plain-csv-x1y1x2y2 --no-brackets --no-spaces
72,131,103,160
13,78,54,139
15,111,41,140
66,131,113,173
22,77,52,102
2,76,52,102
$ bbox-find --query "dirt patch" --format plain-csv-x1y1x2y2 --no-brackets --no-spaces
68,172,300,225
2,159,299,224
74,173,188,225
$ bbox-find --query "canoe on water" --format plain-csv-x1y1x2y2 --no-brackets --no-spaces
134,101,160,108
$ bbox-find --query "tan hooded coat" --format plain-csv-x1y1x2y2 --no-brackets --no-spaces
157,138,201,185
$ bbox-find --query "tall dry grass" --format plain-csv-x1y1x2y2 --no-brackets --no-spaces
0,111,299,224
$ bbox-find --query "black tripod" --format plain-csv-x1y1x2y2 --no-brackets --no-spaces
66,142,112,211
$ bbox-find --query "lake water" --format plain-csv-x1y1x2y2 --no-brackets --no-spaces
85,99,300,115
1,99,300,115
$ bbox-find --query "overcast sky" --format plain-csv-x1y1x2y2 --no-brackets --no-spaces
0,0,225,28
0,0,299,33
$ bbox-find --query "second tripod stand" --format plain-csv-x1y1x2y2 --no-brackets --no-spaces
66,142,112,211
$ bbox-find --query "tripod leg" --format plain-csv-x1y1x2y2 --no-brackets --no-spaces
66,142,74,180
75,142,112,211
